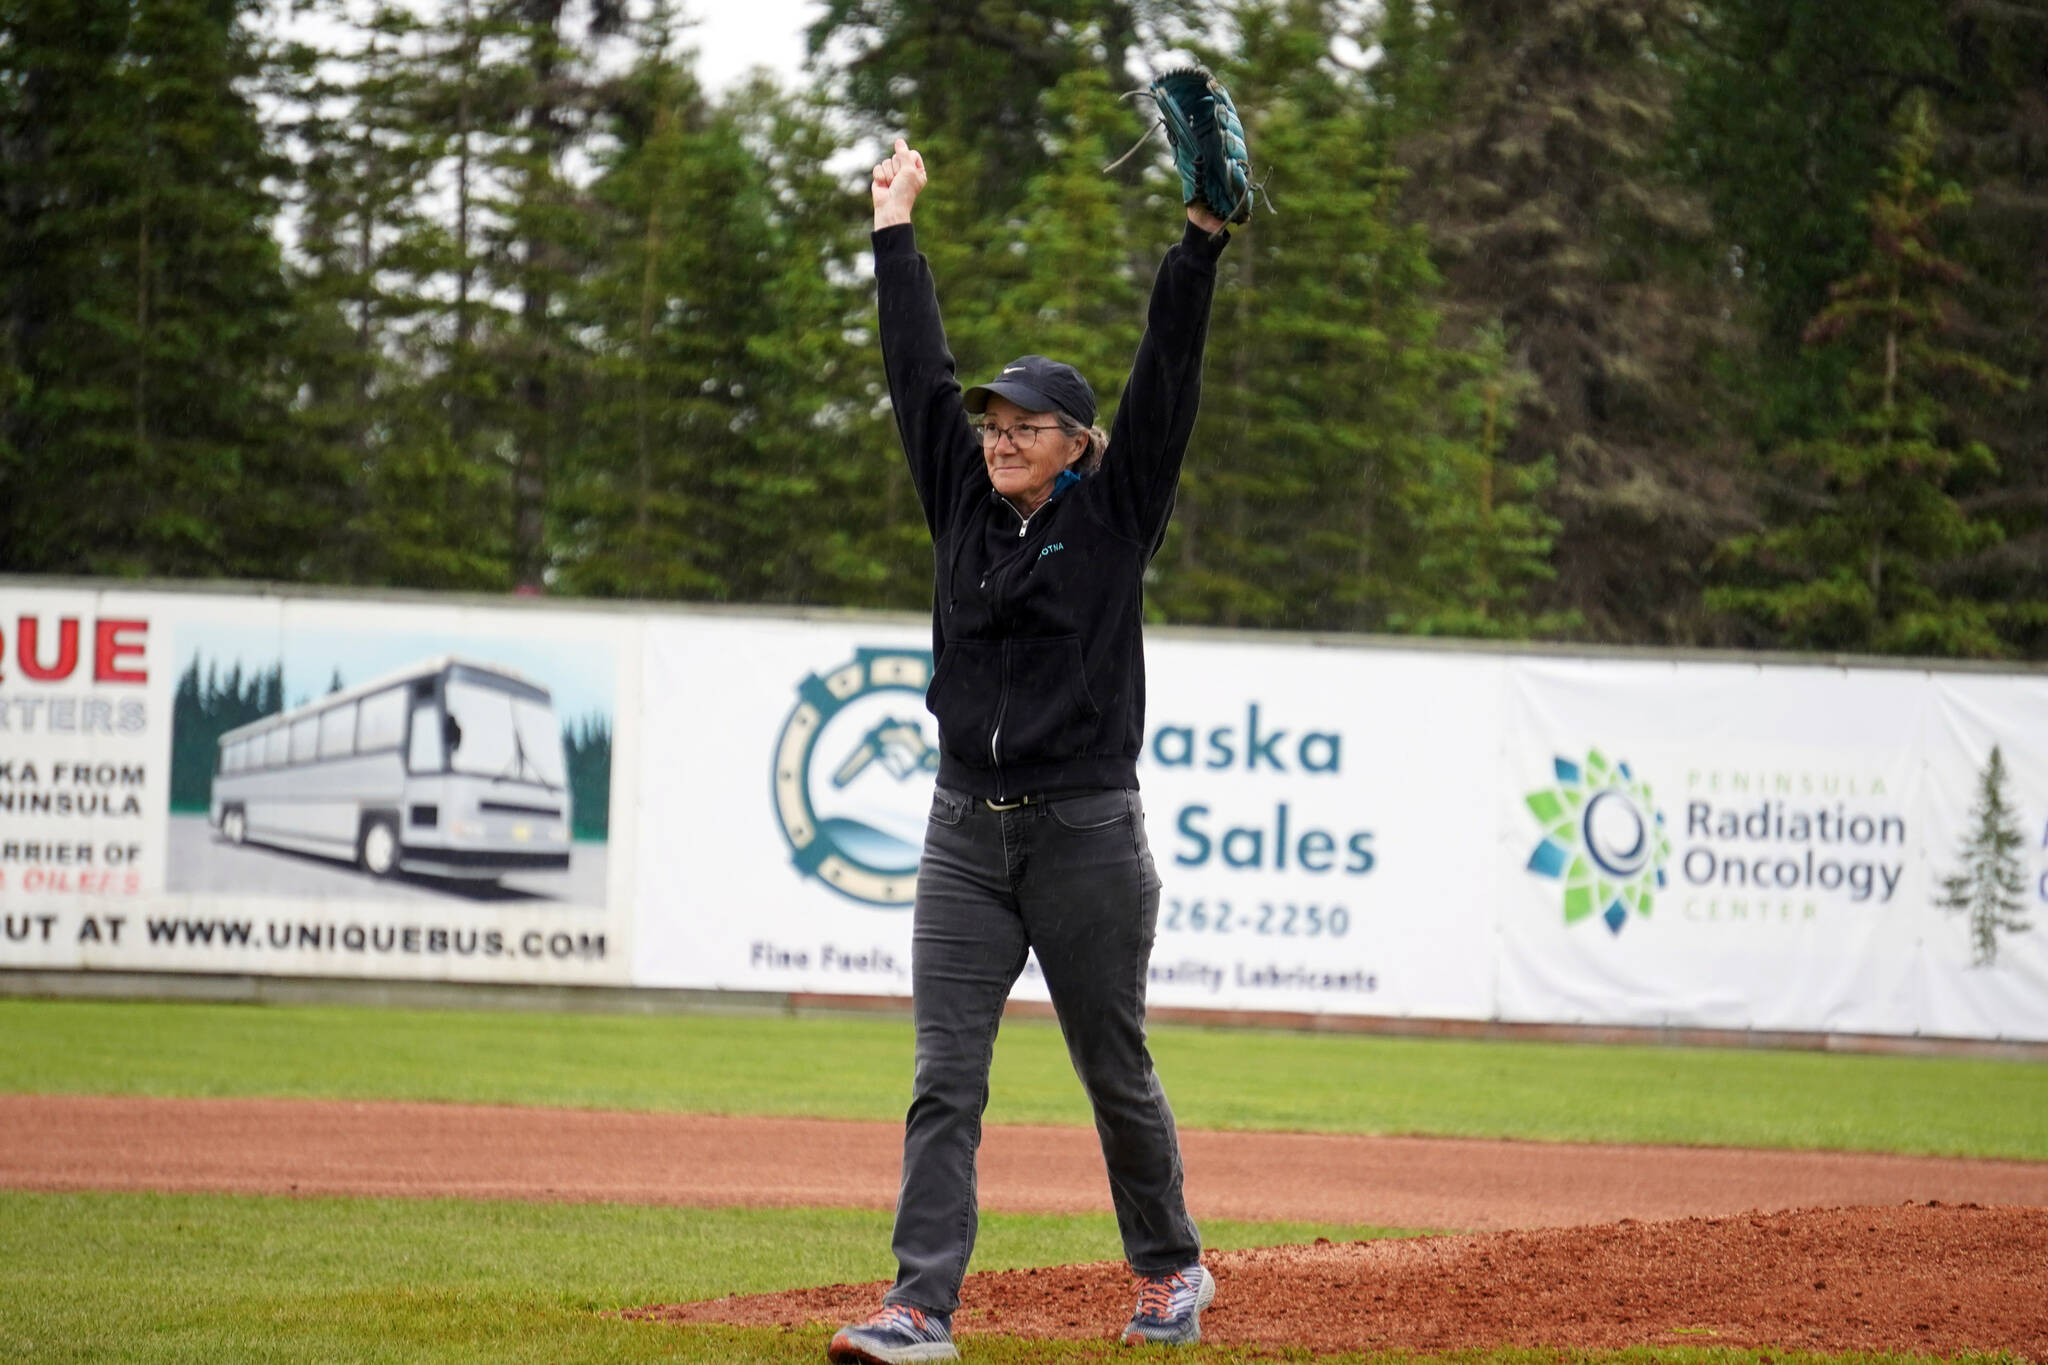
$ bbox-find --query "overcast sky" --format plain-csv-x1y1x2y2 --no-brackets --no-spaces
267,0,825,95
682,0,822,93
267,3,1371,111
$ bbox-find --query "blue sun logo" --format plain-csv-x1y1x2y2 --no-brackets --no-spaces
1525,750,1669,935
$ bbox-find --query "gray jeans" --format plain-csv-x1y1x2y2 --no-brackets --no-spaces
883,785,1201,1314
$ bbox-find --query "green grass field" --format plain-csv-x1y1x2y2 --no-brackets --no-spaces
0,1192,1411,1364
6,998,2045,1156
2,996,2042,1363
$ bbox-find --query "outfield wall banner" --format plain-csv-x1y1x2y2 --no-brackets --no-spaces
1120,637,1501,1020
633,618,1503,1021
632,614,2044,1038
0,585,638,985
8,581,2044,1039
634,615,933,997
1498,658,2048,1040
1916,673,2048,1039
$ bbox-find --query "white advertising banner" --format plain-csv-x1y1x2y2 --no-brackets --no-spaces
1132,637,1501,1019
1498,657,2048,1039
634,617,1502,1021
1498,659,1931,1034
1,585,639,985
635,615,933,997
9,579,2044,1040
1915,674,2048,1040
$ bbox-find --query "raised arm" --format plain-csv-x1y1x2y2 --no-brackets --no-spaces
1097,217,1230,552
872,139,980,532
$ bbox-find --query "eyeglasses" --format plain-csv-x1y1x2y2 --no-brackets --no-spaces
975,421,1062,451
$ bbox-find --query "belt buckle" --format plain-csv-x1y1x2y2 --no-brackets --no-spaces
983,795,1032,811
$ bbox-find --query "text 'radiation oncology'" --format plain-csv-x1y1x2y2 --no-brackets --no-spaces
1679,767,1908,915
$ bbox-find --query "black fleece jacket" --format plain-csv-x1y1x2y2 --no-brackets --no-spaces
873,219,1228,801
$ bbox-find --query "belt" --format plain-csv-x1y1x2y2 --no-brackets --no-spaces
982,794,1046,811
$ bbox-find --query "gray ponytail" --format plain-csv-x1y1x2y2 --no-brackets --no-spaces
1055,413,1111,474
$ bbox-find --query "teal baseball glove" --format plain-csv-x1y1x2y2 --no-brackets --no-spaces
1149,64,1256,226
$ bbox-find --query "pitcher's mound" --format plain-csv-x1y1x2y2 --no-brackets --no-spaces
635,1203,2047,1359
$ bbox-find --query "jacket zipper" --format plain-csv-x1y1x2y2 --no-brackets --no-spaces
979,501,1030,593
988,640,1010,800
981,497,1045,800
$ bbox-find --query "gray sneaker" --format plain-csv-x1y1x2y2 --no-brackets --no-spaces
1121,1263,1215,1346
827,1302,960,1363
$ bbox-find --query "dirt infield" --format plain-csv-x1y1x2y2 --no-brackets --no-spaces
645,1204,2048,1359
8,1094,2047,1229
6,1094,2046,1358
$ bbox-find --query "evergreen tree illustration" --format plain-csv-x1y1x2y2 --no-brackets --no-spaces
1936,745,2032,967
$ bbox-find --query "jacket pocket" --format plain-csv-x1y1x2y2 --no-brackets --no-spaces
927,639,1001,767
998,635,1101,764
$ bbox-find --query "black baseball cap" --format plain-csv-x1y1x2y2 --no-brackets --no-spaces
963,355,1097,427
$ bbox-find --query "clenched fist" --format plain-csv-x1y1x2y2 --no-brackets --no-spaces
872,138,927,230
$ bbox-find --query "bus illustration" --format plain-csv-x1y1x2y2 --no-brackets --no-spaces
210,656,574,880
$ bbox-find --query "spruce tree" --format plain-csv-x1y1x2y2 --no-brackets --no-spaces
360,0,531,588
1365,0,1450,156
560,24,894,607
272,0,495,586
1393,0,1744,642
557,25,733,600
309,0,619,593
807,0,1150,210
1708,96,2022,658
1937,745,2032,968
721,79,913,608
1673,2,1953,388
0,0,321,577
1385,326,1565,638
492,0,609,593
1673,2,2048,657
1908,6,2048,655
1143,0,1560,635
377,0,526,586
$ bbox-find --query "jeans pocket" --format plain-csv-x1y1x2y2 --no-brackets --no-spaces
928,786,970,827
1046,788,1132,833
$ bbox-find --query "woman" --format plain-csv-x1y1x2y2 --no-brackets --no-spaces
829,137,1230,1365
